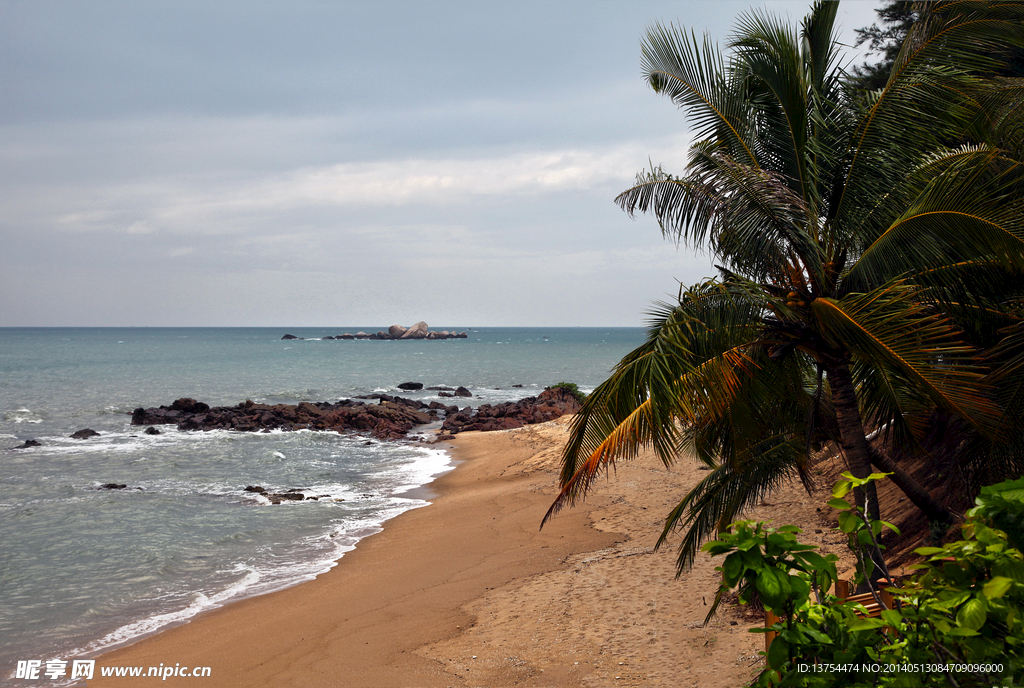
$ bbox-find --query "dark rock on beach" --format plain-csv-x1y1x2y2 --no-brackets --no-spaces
132,396,437,440
132,384,582,443
440,387,582,435
70,429,100,439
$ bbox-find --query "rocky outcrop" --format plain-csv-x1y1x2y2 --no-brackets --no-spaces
242,485,333,504
130,386,582,442
131,396,439,440
440,387,582,434
286,323,468,341
10,439,41,449
398,382,424,390
70,429,100,439
401,321,429,339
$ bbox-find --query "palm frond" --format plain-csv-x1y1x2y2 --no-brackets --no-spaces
640,23,759,169
846,144,1024,290
544,282,764,525
811,283,1000,435
656,430,809,572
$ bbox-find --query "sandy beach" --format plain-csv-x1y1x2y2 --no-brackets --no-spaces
87,417,857,687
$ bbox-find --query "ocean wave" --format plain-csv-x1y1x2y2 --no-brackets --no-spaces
59,469,446,664
5,408,43,424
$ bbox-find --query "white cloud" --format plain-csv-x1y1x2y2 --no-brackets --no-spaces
12,136,690,237
266,142,689,207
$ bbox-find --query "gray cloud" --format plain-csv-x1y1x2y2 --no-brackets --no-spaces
0,0,880,326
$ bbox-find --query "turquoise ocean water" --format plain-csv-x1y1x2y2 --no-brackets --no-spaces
0,326,644,682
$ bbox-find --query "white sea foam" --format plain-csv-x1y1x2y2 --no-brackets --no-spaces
52,442,454,664
6,408,43,424
70,565,265,658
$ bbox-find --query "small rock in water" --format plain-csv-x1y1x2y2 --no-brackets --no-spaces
398,382,424,391
144,426,161,435
99,483,128,490
70,429,100,440
11,439,42,449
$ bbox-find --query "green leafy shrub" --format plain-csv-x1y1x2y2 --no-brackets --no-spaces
545,381,586,405
704,474,1024,687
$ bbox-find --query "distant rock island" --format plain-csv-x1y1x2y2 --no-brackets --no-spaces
282,322,467,341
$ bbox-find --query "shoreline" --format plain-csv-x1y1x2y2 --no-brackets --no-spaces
86,419,616,687
47,439,455,670
85,417,849,687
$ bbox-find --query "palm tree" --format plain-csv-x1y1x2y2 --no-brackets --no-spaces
544,1,1024,572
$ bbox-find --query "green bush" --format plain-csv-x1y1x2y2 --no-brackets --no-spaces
545,381,586,405
704,474,1024,687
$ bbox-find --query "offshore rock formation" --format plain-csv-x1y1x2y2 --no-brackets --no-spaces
130,389,582,442
131,397,436,441
282,323,468,341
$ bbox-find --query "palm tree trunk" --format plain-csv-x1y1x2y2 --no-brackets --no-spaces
826,361,892,592
866,445,954,525
826,362,881,522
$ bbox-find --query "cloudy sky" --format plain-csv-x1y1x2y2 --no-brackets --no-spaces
0,1,880,327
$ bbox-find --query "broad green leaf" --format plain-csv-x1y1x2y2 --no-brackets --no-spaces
983,576,1013,599
790,575,811,604
838,511,861,533
827,497,850,510
945,627,980,637
848,618,887,632
723,552,744,585
766,636,789,670
756,567,792,607
799,626,834,644
833,481,852,499
881,609,903,627
795,551,829,570
956,598,988,630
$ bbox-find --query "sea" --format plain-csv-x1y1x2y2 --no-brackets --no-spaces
0,326,644,682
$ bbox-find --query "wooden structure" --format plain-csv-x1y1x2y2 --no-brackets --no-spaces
764,580,896,653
